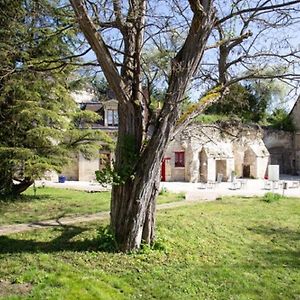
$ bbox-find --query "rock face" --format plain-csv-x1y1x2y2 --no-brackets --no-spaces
163,122,270,182
289,97,300,174
263,129,295,174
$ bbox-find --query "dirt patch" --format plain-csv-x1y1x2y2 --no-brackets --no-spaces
0,280,32,297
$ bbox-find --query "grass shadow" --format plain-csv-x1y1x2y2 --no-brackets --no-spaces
247,225,300,242
246,225,300,269
0,193,53,203
0,224,117,254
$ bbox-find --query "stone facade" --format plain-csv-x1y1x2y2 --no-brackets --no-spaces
62,91,300,182
262,96,300,175
290,96,300,174
162,123,269,182
263,129,294,174
61,94,118,181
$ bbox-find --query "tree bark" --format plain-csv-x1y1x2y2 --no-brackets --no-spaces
111,160,160,251
0,176,33,198
11,178,34,196
71,0,216,251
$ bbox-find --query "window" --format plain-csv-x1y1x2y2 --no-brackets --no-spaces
175,151,185,167
107,109,118,126
96,107,105,125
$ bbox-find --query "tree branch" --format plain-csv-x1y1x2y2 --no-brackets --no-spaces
70,0,128,104
216,0,300,25
172,86,227,138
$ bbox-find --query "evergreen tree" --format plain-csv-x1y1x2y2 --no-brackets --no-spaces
0,0,108,197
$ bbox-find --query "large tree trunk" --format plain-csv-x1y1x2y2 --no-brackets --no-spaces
0,176,33,198
110,96,163,251
111,164,160,251
71,0,216,251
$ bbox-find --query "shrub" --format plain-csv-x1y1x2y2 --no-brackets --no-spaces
267,108,295,132
97,226,117,252
159,187,168,195
262,192,283,203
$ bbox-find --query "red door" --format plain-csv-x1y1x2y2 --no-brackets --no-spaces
161,159,166,182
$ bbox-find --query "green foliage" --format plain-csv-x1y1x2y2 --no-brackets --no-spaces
159,187,168,195
95,165,122,186
138,237,168,254
97,226,117,252
204,81,287,124
206,84,251,117
245,82,271,122
96,134,139,186
195,114,231,124
92,77,110,97
205,83,268,122
149,88,165,111
0,0,108,195
267,108,295,131
262,192,284,203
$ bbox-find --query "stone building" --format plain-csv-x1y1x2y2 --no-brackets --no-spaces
62,90,300,182
263,96,300,175
161,123,269,182
290,97,300,174
62,91,118,181
263,129,294,174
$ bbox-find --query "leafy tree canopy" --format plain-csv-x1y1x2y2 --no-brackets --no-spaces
267,108,295,131
204,79,289,124
0,0,110,197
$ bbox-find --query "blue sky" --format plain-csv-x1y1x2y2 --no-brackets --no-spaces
78,0,300,111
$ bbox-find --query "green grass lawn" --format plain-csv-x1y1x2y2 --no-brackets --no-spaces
0,196,299,299
0,187,184,225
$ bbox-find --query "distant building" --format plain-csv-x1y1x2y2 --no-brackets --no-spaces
62,90,118,181
162,123,269,182
290,96,300,174
263,96,300,175
61,90,300,182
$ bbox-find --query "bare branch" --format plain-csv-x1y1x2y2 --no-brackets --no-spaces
70,0,128,104
216,0,300,25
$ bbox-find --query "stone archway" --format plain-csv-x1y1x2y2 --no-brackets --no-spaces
216,159,226,181
243,148,256,178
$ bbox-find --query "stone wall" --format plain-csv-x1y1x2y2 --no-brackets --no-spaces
295,133,300,173
61,121,285,183
163,123,269,182
78,153,99,181
164,139,186,181
263,129,294,174
291,98,300,131
289,97,300,174
61,155,79,180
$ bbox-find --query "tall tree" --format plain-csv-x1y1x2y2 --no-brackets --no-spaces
0,0,108,197
70,0,300,251
205,80,286,122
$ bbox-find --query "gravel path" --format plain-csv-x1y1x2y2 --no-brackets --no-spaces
1,176,299,236
0,198,212,236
